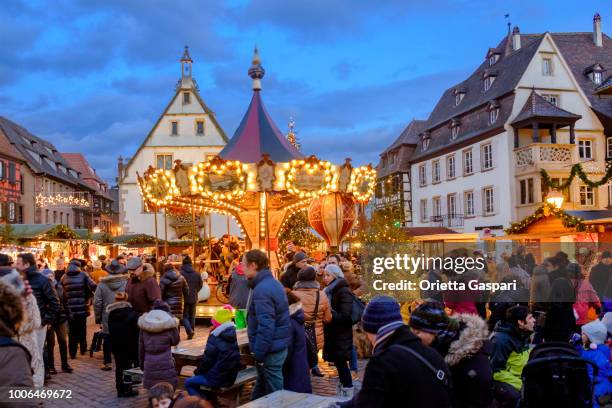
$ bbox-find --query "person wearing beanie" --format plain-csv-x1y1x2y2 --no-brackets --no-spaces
90,260,108,284
490,305,534,407
280,251,308,289
339,296,452,408
138,304,180,390
322,260,354,396
94,257,129,371
180,255,202,339
60,257,97,359
184,306,240,398
126,258,161,315
580,320,612,407
107,292,140,397
292,266,331,377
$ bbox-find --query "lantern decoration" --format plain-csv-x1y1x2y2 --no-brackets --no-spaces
138,167,179,207
348,164,377,202
283,155,336,198
308,192,356,249
190,156,248,200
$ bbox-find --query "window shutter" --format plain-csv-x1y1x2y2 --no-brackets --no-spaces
8,163,16,184
0,161,5,181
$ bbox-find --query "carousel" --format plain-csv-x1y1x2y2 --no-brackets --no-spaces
137,49,376,267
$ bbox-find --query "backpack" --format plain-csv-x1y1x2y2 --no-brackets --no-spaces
350,293,366,324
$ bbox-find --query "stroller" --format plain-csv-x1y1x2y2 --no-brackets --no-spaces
520,342,598,408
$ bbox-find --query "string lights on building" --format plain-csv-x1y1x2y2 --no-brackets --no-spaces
35,192,90,208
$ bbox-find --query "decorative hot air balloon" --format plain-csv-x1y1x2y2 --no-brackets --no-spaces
308,193,356,250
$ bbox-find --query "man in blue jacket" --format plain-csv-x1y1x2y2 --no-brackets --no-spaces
244,249,290,399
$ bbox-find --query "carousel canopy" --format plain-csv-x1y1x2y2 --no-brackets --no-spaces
218,48,302,163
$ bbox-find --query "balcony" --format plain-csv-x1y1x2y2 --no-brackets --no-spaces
430,214,464,228
514,143,577,175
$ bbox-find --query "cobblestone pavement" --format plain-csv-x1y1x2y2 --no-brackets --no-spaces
43,317,366,407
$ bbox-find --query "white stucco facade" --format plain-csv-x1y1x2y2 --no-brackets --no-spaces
119,54,242,240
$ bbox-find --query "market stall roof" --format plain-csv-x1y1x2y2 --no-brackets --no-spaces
0,224,79,240
218,48,302,163
112,233,164,246
565,210,612,221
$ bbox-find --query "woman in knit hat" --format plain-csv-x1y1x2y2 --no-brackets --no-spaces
292,266,331,377
340,296,452,407
580,320,612,407
322,263,354,397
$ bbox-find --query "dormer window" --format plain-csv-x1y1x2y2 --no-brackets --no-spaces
420,132,431,151
584,64,605,85
454,87,466,106
449,118,461,140
183,92,191,104
486,48,501,67
487,100,500,124
484,76,495,91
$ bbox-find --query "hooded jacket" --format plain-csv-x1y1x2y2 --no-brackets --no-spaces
579,344,612,406
138,309,180,389
323,278,354,362
247,269,290,362
60,262,97,318
292,282,331,349
94,273,128,334
160,268,189,318
444,314,493,408
107,301,139,364
24,265,60,326
590,262,611,301
194,321,241,388
180,263,202,305
229,266,250,309
283,302,312,393
126,267,161,315
490,321,530,390
342,325,452,408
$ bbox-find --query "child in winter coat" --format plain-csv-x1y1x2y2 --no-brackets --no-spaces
184,307,241,398
108,292,140,398
283,291,312,393
138,300,180,390
580,320,612,407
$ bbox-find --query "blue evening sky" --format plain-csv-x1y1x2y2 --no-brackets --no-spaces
0,0,610,183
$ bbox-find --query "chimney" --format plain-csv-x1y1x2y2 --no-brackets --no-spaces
512,26,521,50
594,13,603,47
117,156,124,183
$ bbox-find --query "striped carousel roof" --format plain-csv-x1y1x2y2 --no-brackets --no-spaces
218,48,303,163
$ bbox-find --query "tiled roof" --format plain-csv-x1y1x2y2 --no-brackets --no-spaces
382,120,427,154
0,116,90,189
62,153,113,201
377,120,426,178
0,127,25,162
551,32,612,120
511,90,581,125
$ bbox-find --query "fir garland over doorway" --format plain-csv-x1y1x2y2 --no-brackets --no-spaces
540,161,612,190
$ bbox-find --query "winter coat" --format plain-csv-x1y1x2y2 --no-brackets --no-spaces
280,263,300,290
94,274,128,334
509,266,531,290
138,310,180,389
180,263,202,305
323,278,354,362
342,325,452,408
444,314,493,408
590,263,611,301
126,268,161,315
160,269,189,319
247,269,290,362
24,265,60,326
490,321,530,390
107,301,140,364
90,268,108,284
580,345,612,407
572,278,601,325
60,263,97,318
292,283,332,349
0,336,33,400
229,268,250,309
50,278,70,324
283,302,312,393
17,293,43,388
543,277,577,342
194,322,241,388
530,265,551,313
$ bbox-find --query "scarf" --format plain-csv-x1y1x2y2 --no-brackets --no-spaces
373,321,405,352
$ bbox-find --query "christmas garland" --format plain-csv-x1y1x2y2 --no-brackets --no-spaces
504,202,590,234
46,224,78,240
540,161,612,190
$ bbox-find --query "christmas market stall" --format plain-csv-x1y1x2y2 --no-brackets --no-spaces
136,49,376,270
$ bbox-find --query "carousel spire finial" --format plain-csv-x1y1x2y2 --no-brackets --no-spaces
248,46,265,91
286,116,300,150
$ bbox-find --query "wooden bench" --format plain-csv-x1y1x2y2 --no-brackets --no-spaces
197,366,257,408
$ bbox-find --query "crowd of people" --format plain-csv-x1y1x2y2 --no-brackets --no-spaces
0,242,611,408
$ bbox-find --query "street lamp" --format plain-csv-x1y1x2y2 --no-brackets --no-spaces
545,190,564,209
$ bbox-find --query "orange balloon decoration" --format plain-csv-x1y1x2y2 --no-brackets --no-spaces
308,193,356,250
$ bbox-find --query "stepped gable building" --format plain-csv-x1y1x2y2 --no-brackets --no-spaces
62,153,115,233
0,116,94,228
118,46,239,239
377,13,612,236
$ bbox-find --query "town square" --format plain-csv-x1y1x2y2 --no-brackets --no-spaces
1,1,612,407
